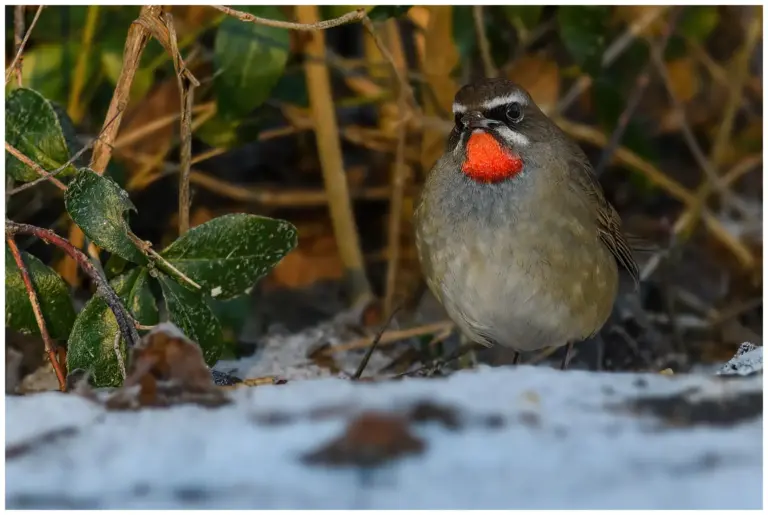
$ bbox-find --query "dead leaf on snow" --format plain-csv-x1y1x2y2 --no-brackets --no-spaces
302,411,425,468
105,323,230,410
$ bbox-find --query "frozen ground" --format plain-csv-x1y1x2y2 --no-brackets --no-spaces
5,345,763,510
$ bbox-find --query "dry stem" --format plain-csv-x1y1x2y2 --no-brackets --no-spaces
556,118,755,268
211,5,366,30
90,5,162,174
5,5,43,85
473,6,498,79
5,142,67,191
6,236,68,392
12,5,25,86
295,4,373,306
555,6,667,115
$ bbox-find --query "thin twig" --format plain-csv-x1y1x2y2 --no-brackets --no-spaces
353,306,402,380
553,117,756,269
7,221,141,350
295,4,373,306
650,38,745,217
594,62,652,177
360,16,419,113
126,232,202,290
6,236,68,392
555,6,668,115
5,5,43,85
8,108,125,196
594,9,679,176
112,102,214,149
13,5,25,86
68,5,100,123
710,10,761,167
211,5,366,30
380,20,411,319
90,5,162,174
673,155,762,236
326,321,454,355
4,143,67,191
473,6,497,78
163,12,198,235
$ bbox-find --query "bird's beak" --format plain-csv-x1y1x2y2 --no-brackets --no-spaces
460,111,490,131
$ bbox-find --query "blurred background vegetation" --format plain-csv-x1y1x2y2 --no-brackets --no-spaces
5,5,763,376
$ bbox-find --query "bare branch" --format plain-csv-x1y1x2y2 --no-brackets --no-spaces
5,6,43,85
211,5,366,30
6,236,68,392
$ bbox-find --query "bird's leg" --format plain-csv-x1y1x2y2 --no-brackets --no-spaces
511,351,521,365
560,342,574,370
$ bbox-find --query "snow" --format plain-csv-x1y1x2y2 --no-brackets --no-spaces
6,362,762,509
717,342,763,376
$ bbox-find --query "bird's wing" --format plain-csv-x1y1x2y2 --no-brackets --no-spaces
566,147,640,286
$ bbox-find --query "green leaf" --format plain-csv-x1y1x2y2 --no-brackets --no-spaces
502,6,543,30
557,6,610,76
213,6,290,120
67,268,158,387
160,213,297,300
158,274,223,365
367,6,412,21
50,101,89,168
679,6,719,42
64,168,147,264
18,42,100,105
5,87,76,182
5,246,76,340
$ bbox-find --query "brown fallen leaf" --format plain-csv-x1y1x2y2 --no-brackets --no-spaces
105,323,230,410
302,411,425,468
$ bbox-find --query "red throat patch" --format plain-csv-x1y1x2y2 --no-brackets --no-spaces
461,132,523,183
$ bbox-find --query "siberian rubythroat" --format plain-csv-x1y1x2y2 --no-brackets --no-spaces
414,79,639,370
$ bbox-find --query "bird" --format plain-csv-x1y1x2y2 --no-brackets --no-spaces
413,78,639,370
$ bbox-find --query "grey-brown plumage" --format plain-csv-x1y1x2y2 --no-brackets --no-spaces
414,79,638,365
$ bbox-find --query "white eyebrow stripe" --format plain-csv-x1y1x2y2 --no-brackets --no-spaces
452,102,467,114
494,125,530,148
481,93,528,111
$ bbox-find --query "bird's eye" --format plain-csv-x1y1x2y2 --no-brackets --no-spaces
506,102,523,123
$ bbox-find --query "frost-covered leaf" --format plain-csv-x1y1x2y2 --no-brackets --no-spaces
5,246,76,340
5,87,77,182
65,168,147,264
557,6,610,76
67,268,158,388
158,275,223,366
160,213,297,300
213,5,290,120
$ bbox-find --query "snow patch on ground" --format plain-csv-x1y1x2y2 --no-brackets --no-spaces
717,342,763,376
214,321,392,381
6,364,762,509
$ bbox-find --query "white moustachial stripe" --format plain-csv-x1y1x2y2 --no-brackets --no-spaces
495,125,530,148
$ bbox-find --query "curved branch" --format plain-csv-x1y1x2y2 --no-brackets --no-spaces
6,221,141,350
